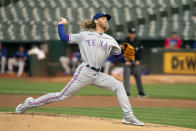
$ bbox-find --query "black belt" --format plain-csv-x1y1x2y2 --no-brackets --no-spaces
86,64,101,72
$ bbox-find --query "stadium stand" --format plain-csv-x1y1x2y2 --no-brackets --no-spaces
0,0,195,41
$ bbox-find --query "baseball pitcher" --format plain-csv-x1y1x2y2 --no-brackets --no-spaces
15,13,144,126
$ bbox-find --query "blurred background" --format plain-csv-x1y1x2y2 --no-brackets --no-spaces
0,0,195,77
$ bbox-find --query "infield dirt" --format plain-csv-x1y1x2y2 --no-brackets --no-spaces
29,75,196,84
0,95,196,108
0,74,195,84
0,112,195,131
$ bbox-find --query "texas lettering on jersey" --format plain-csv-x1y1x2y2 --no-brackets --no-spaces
86,39,111,51
69,31,121,68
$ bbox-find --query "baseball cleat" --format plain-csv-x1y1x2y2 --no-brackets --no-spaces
15,97,33,114
122,115,144,126
138,95,147,98
138,93,147,98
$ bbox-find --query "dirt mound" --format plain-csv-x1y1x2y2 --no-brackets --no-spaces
0,112,194,131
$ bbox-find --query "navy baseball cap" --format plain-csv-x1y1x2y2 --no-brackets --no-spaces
92,13,111,21
128,28,136,33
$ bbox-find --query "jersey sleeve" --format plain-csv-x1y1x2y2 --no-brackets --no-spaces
111,39,121,55
68,33,81,44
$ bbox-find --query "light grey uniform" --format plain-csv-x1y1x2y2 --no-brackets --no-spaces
26,31,134,116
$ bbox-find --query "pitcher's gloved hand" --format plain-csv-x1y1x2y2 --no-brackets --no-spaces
121,43,135,61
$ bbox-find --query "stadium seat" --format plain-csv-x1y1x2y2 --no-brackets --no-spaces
0,0,194,41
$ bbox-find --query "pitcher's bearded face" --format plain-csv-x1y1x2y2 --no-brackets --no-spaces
96,17,109,32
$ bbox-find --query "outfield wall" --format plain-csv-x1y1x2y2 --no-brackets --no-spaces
1,40,195,76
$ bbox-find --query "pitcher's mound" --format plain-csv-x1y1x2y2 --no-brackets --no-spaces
0,112,194,131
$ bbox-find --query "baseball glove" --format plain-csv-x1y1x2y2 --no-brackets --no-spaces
121,43,135,61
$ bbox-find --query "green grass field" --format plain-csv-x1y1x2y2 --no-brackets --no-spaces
0,78,196,129
0,78,196,99
0,107,196,129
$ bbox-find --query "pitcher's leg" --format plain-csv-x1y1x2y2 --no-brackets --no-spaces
27,65,85,108
123,64,131,96
15,64,93,113
93,72,133,115
28,81,83,107
93,72,144,126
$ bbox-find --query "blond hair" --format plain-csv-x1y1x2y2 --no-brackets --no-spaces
80,19,96,30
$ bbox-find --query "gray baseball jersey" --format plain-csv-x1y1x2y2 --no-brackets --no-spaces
21,31,134,118
68,31,121,68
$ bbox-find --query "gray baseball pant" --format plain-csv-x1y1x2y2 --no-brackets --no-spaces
26,63,133,116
